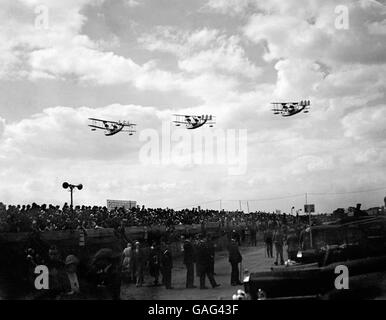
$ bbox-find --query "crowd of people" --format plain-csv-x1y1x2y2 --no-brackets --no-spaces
14,218,307,300
18,231,251,300
0,201,299,233
0,201,311,299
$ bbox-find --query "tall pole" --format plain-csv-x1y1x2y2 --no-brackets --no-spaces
247,201,250,214
220,199,222,211
306,192,312,248
70,186,74,208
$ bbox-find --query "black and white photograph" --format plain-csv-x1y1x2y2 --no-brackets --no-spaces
0,0,386,306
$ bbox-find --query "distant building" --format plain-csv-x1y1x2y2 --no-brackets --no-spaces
106,199,136,211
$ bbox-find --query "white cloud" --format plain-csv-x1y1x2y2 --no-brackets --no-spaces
29,46,142,84
205,0,254,16
342,104,386,141
242,0,386,65
125,0,141,8
140,28,262,79
274,59,325,99
367,19,386,34
178,36,261,78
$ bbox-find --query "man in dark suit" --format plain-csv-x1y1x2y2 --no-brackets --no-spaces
183,236,196,288
196,235,220,289
228,238,243,286
161,243,173,289
207,236,216,275
249,222,257,246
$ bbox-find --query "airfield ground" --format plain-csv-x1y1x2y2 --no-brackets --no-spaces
121,244,278,300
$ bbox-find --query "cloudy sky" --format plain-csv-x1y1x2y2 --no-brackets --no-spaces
0,0,385,213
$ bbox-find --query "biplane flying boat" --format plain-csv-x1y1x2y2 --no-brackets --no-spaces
88,118,136,136
173,114,216,130
271,100,311,117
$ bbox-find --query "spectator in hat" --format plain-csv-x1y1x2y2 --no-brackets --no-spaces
183,236,196,288
161,243,173,289
264,227,274,258
207,235,216,276
228,238,243,286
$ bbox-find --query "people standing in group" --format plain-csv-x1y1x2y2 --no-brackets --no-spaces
228,238,243,286
264,227,274,258
161,243,173,289
183,236,196,288
273,226,285,265
195,234,220,290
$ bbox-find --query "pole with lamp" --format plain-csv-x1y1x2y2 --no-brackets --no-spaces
62,182,83,209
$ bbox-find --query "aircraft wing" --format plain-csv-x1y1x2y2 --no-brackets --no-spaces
88,124,107,130
88,118,108,122
173,120,188,124
89,118,123,125
271,102,299,105
103,120,122,125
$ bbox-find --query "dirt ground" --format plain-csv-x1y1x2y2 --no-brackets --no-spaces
121,244,282,300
